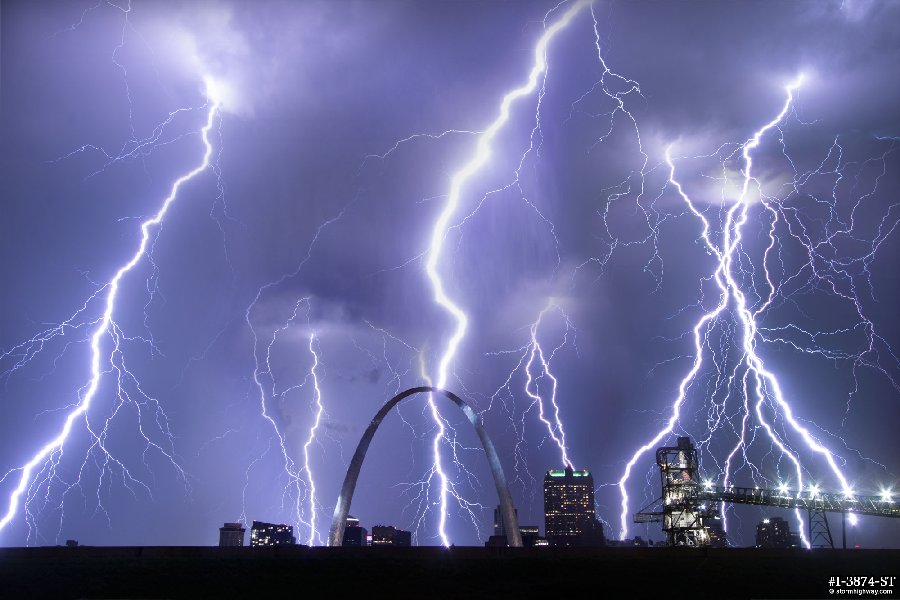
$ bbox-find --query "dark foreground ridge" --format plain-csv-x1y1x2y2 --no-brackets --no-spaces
1,545,897,599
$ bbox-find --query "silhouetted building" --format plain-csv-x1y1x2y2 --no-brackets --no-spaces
581,516,606,547
485,507,547,547
219,522,246,547
518,525,548,547
371,525,412,547
705,515,727,548
249,521,295,547
756,517,792,548
544,466,604,547
485,526,548,547
493,505,519,537
343,515,367,547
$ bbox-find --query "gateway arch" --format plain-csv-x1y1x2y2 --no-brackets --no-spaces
328,386,522,547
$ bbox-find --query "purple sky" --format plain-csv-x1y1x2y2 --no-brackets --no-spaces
1,0,899,548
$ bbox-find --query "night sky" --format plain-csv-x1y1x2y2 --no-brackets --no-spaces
1,0,899,549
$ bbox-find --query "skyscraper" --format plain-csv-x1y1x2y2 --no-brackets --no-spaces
705,515,727,548
342,515,368,547
249,521,295,546
219,522,246,547
544,466,603,547
756,517,793,548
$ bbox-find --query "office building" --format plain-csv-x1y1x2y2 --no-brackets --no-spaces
219,522,246,547
756,517,793,548
485,524,547,547
249,521,295,547
518,525,548,547
485,506,547,547
544,466,604,547
705,515,727,548
343,515,368,547
371,525,412,547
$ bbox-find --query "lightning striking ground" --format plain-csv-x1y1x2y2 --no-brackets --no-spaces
0,85,220,536
523,303,575,470
616,77,808,541
617,75,899,544
487,300,576,490
244,295,331,544
303,332,325,546
6,1,898,551
422,0,590,546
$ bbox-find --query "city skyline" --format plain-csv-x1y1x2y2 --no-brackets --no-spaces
1,0,899,550
230,446,893,549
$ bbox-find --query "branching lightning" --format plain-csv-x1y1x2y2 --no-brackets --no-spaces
616,74,900,544
0,84,220,538
244,295,330,545
422,0,590,546
6,0,897,551
487,300,576,496
524,303,576,469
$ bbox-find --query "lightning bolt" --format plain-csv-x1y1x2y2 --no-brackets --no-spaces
237,167,354,544
303,332,325,546
0,82,220,536
617,74,899,544
13,0,891,551
524,302,575,469
422,0,590,547
245,296,329,544
617,77,808,542
487,299,576,497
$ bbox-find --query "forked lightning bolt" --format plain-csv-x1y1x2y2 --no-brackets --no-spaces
245,296,328,544
488,300,576,489
0,82,220,535
617,77,808,541
11,1,894,550
526,303,576,469
423,0,590,546
617,75,897,544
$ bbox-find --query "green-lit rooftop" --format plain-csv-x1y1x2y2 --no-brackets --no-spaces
546,469,590,477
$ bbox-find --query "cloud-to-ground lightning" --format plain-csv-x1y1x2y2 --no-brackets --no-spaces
0,83,220,535
616,77,808,541
617,73,900,544
303,332,325,546
244,295,331,544
6,1,898,552
422,0,590,546
488,300,576,488
523,303,574,469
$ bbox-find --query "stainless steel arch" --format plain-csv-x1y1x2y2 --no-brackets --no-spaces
328,386,522,547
